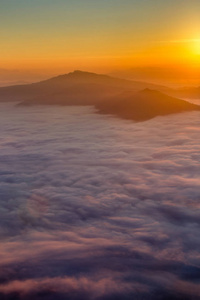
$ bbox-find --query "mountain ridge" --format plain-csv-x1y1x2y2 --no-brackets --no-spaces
0,70,199,122
96,88,200,121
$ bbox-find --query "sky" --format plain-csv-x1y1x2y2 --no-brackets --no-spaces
0,0,200,82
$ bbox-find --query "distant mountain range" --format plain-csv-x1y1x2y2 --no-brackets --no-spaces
0,70,167,104
0,70,199,122
168,86,200,99
110,66,200,87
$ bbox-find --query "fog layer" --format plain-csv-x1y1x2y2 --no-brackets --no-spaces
0,104,200,300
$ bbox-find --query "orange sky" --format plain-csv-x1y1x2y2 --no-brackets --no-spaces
0,0,200,84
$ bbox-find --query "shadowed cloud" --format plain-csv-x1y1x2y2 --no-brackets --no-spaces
0,104,200,299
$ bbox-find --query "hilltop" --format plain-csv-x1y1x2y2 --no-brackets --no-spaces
0,70,167,105
0,70,199,122
96,88,200,121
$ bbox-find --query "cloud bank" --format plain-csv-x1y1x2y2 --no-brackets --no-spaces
0,103,200,299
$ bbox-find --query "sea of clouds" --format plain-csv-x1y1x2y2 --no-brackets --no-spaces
0,103,200,300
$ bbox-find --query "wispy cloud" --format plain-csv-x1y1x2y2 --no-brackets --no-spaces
159,38,200,44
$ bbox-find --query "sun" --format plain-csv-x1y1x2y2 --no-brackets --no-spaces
190,39,200,56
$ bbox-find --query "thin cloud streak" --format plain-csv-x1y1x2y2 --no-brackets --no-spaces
158,38,200,44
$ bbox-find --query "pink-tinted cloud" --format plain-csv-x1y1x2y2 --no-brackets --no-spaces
0,104,200,299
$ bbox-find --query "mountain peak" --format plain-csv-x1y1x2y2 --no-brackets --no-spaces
69,70,87,75
44,70,101,83
139,88,166,97
141,88,157,93
68,70,99,77
49,70,110,82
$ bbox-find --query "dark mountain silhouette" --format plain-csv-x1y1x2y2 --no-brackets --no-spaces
96,88,200,121
0,70,199,122
0,70,165,105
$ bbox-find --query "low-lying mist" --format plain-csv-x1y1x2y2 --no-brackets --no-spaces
0,103,200,300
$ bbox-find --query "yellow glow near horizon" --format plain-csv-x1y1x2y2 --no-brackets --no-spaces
191,39,200,55
1,38,200,72
165,38,200,59
0,1,200,85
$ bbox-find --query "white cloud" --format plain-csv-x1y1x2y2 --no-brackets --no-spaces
0,104,200,299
